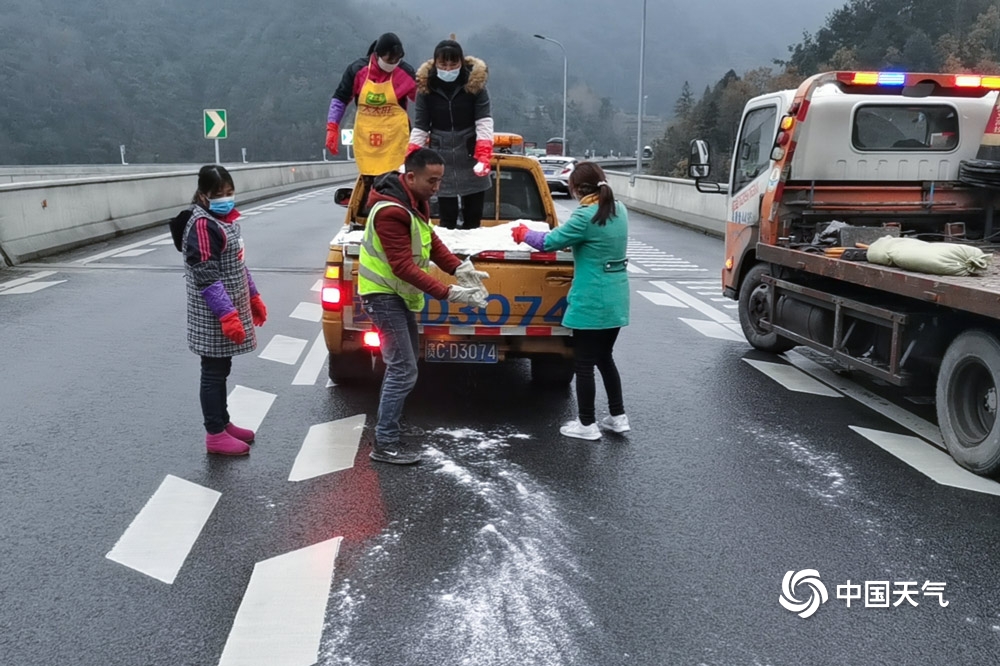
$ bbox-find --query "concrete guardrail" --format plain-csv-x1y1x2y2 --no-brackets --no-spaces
605,171,729,237
0,161,358,267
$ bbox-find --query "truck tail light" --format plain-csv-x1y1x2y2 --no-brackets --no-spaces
321,264,352,311
362,331,381,348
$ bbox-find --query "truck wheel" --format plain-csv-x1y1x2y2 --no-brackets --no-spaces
328,352,382,385
738,263,795,353
936,330,1000,475
531,356,575,388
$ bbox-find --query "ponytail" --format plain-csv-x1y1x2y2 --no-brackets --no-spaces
569,162,617,226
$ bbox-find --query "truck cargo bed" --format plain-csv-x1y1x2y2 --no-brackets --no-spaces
758,243,1000,321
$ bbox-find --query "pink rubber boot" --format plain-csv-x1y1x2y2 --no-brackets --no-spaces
206,431,250,456
225,422,256,444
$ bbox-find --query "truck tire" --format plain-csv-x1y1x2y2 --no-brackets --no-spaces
531,356,575,388
936,330,1000,476
328,351,383,386
738,263,796,353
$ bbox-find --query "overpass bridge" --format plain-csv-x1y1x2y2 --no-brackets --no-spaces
0,160,722,268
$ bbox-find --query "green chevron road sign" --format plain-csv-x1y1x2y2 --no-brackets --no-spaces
204,109,227,139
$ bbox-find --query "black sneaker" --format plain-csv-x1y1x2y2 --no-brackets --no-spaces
399,419,426,438
370,441,421,465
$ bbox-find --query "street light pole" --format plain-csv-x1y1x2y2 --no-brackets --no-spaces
636,0,647,173
534,34,568,157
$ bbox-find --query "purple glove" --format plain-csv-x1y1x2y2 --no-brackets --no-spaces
201,281,236,320
522,230,548,251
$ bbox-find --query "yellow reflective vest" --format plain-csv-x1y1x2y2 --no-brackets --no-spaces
357,201,433,312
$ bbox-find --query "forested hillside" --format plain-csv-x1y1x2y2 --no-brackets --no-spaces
652,0,1000,179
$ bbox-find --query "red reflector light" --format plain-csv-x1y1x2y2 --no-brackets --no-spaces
477,251,506,260
363,331,381,348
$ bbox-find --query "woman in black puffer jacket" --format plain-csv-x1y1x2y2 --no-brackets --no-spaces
407,39,494,229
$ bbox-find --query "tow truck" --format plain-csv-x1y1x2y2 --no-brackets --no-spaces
691,71,1000,475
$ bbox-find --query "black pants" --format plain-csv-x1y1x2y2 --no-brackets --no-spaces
438,191,486,229
358,175,376,219
573,328,625,426
200,356,232,434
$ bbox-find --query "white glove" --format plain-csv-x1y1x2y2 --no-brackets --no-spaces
455,259,490,290
447,284,489,309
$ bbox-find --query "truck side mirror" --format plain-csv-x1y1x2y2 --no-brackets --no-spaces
688,139,711,180
334,187,353,207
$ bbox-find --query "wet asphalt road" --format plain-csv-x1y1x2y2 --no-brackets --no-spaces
3,184,1000,665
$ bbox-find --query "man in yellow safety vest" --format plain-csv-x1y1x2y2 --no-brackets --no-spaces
359,148,489,464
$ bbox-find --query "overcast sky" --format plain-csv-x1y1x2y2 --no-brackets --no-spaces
366,0,847,113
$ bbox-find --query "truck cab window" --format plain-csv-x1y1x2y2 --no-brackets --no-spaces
852,105,959,151
733,106,777,193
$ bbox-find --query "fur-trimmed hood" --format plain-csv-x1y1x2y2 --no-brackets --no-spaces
415,56,488,95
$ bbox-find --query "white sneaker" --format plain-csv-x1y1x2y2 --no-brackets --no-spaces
599,414,631,433
560,420,601,440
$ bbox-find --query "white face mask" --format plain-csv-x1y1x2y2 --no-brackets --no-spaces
436,67,460,83
377,57,398,73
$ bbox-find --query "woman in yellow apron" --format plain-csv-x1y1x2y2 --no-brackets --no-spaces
326,33,417,209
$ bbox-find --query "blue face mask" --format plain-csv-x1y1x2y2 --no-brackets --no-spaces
208,196,235,216
437,67,460,83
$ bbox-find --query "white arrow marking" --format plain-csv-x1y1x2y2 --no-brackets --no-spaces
206,110,226,138
289,414,366,481
849,426,1000,496
743,358,842,397
217,538,342,666
106,475,220,584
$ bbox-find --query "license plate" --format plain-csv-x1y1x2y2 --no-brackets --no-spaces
425,341,498,364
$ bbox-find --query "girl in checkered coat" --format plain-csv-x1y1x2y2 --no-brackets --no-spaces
182,165,267,455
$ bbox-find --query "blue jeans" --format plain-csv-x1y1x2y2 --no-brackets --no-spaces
362,294,419,446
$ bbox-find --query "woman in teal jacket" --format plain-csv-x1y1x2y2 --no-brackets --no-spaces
512,161,631,440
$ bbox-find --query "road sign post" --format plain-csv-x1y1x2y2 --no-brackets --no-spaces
204,109,228,163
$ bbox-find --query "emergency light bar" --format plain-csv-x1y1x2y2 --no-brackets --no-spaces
838,71,1000,90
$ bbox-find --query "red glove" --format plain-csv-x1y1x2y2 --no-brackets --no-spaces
250,295,267,327
511,223,529,245
325,122,339,155
220,311,247,345
406,142,423,157
473,139,492,176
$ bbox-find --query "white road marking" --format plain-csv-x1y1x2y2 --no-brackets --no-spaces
105,475,220,584
289,414,367,481
217,538,342,666
227,386,276,434
679,280,720,285
0,280,67,294
0,271,58,291
679,318,747,342
326,378,335,388
151,238,177,246
743,359,842,397
652,267,708,272
626,263,648,274
651,281,735,323
293,332,329,386
114,248,157,258
289,302,323,322
783,350,944,447
259,335,308,365
77,234,172,264
310,279,323,292
849,427,1000,496
637,290,687,307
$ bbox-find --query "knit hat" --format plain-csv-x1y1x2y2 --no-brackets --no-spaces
368,32,404,59
433,38,464,64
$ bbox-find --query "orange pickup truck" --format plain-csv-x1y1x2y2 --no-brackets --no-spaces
321,149,576,386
